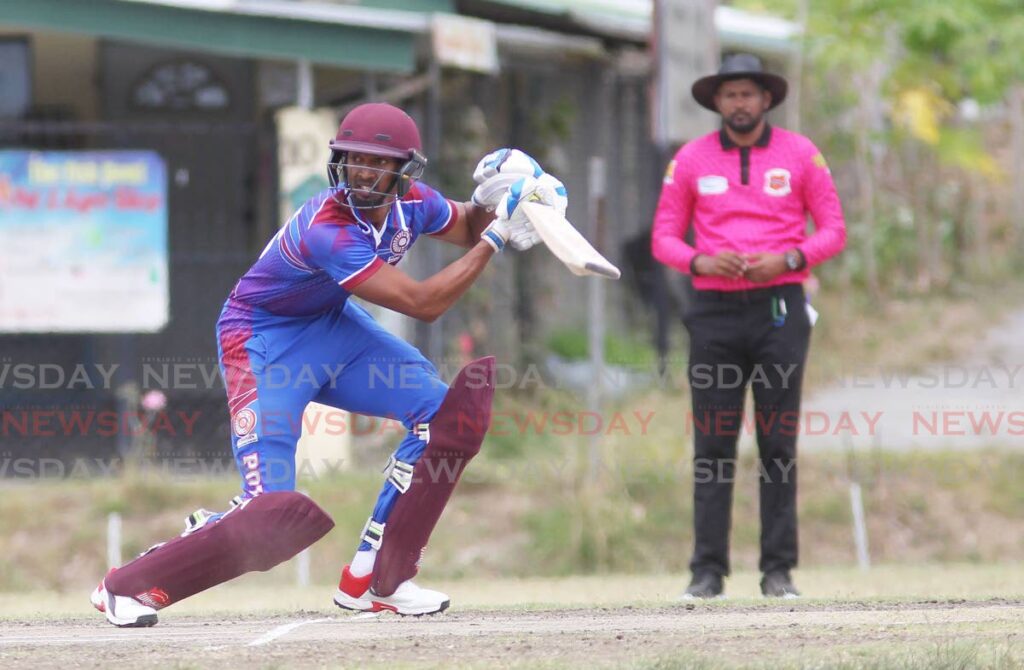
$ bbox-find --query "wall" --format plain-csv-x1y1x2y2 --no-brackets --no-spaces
0,29,99,121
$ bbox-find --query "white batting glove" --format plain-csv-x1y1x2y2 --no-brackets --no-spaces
471,149,544,211
495,176,550,252
536,173,568,216
473,148,543,183
504,174,568,250
481,216,511,253
481,175,544,253
508,218,542,251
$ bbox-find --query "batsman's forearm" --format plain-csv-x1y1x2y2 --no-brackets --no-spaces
464,201,496,246
414,242,495,322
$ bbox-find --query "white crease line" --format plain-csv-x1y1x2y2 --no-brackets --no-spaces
247,618,332,646
0,631,230,646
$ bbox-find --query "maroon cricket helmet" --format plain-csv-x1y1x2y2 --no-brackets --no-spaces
327,103,427,195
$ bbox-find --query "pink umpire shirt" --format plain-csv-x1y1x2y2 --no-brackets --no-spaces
651,125,846,291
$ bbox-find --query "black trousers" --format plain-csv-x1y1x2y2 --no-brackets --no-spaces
683,283,811,577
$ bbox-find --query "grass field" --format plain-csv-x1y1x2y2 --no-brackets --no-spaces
4,284,1024,669
5,448,1022,593
2,564,1022,669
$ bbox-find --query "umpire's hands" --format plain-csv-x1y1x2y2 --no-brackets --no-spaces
692,251,749,279
742,253,787,283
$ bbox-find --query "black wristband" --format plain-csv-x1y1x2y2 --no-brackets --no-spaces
689,254,703,277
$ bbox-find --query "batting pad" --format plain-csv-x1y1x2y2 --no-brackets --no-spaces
105,491,334,608
371,356,496,597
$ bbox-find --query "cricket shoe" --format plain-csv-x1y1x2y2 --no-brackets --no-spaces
89,569,114,613
90,570,159,628
333,565,450,616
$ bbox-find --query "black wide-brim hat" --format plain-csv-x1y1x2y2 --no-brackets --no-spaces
691,53,788,112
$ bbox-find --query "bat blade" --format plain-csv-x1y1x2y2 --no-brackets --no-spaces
521,202,621,280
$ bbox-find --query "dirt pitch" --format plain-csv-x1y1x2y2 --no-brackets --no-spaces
3,568,1023,668
2,598,1022,669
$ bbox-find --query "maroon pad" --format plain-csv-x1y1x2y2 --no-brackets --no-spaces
372,357,496,597
106,491,334,608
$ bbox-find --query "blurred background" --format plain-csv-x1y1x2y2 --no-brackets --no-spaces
0,0,1021,594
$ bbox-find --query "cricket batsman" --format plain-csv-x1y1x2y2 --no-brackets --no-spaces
89,103,567,626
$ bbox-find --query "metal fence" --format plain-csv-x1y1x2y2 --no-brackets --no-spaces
0,120,272,467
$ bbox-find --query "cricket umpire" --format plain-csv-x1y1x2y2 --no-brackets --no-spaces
651,54,846,598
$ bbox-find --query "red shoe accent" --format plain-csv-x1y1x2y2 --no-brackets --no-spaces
134,587,170,610
93,568,118,613
369,601,398,613
339,565,372,598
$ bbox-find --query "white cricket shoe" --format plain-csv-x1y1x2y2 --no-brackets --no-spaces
90,571,159,628
333,565,449,616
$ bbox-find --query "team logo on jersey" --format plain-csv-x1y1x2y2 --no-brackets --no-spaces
237,432,258,447
233,407,257,437
698,175,729,195
390,229,411,256
763,168,792,196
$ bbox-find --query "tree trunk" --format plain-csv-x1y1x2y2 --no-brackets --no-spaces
853,69,881,297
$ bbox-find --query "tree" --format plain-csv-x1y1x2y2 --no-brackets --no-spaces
732,0,1024,291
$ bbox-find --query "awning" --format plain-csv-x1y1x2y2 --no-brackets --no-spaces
0,0,431,73
716,5,800,55
460,1,799,55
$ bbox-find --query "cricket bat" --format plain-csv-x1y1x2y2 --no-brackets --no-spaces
521,201,621,280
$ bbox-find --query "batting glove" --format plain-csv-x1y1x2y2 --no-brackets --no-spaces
471,148,544,211
482,175,544,253
496,176,554,252
536,173,568,216
481,216,511,253
505,173,568,250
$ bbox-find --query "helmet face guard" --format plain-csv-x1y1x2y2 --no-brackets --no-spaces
326,103,427,208
327,148,427,207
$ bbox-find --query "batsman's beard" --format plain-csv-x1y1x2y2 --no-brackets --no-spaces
349,190,392,209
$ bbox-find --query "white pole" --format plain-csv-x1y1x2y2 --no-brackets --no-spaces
849,482,871,571
296,490,311,586
106,512,122,569
297,59,314,110
587,156,607,481
296,546,311,587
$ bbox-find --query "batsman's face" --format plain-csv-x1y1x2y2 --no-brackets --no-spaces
346,152,402,207
715,79,771,134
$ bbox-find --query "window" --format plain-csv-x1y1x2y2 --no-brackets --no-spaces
131,60,230,112
0,38,31,119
